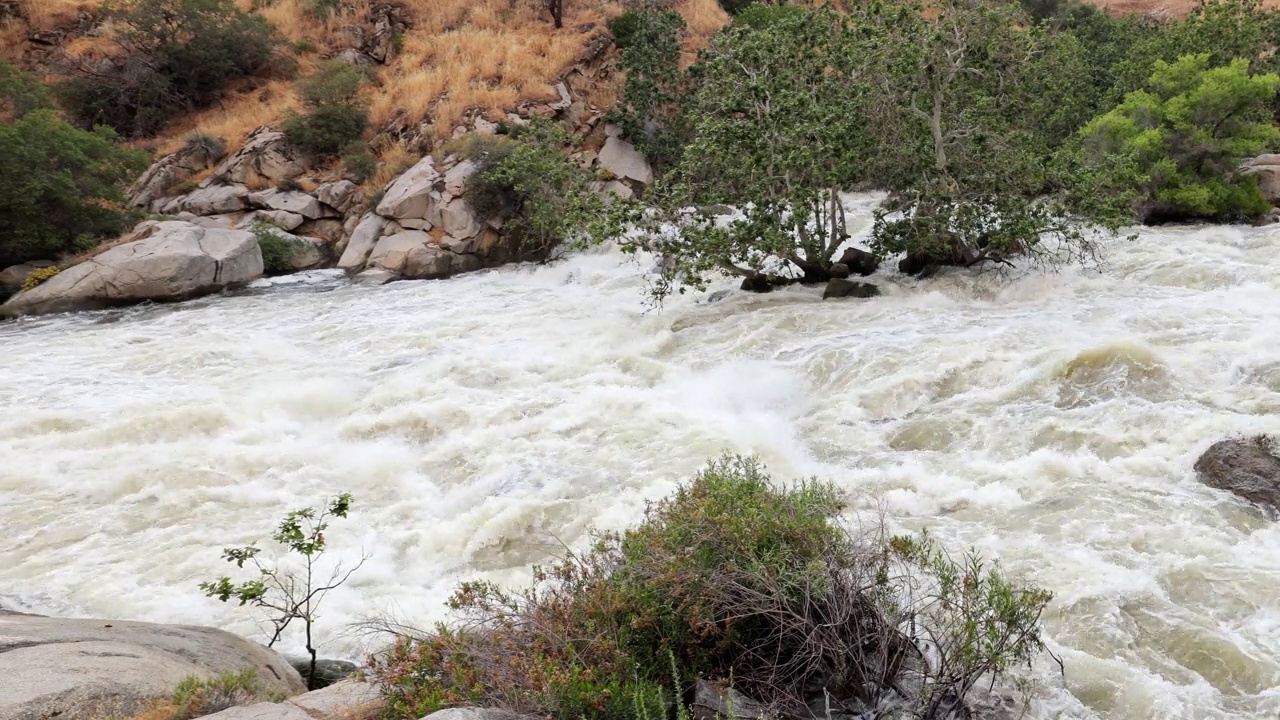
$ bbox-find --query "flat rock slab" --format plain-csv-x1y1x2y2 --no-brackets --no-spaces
201,702,314,720
286,679,380,718
0,614,304,720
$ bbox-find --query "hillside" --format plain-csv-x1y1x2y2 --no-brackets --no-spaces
1,0,728,161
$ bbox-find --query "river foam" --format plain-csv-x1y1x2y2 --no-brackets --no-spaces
2,204,1279,717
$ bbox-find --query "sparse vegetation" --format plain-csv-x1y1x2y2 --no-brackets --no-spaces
182,132,227,166
132,669,279,720
282,61,369,158
249,222,304,274
372,455,1053,720
200,492,365,690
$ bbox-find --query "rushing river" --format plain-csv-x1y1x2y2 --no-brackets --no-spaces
2,198,1280,718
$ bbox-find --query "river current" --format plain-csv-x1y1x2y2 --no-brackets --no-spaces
2,198,1279,718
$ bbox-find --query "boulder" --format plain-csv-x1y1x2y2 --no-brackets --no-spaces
0,262,54,297
838,247,880,276
209,127,310,186
597,126,654,186
198,704,313,720
129,142,226,209
740,274,773,293
287,658,358,690
1194,436,1280,518
315,180,364,216
265,231,328,272
376,155,444,226
422,709,533,720
829,262,851,279
599,180,634,201
333,48,374,66
442,159,478,196
366,231,454,279
248,189,325,220
256,209,307,232
296,218,347,242
182,184,251,215
1,221,263,318
440,197,483,239
823,279,881,299
691,680,770,720
0,612,304,720
338,213,387,271
285,679,379,718
1243,159,1280,206
352,268,397,285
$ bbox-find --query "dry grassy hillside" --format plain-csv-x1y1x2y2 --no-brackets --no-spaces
1,0,728,158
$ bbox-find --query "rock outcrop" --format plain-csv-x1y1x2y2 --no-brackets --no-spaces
597,125,654,187
1242,154,1280,206
196,679,380,720
208,127,311,187
129,141,226,210
1194,435,1280,518
1,221,262,318
823,278,881,299
0,610,304,720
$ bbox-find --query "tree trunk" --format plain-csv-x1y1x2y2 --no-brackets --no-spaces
549,0,563,28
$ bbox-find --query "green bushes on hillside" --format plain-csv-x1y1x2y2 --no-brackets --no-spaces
57,0,279,137
0,61,149,269
373,455,1052,720
282,62,369,158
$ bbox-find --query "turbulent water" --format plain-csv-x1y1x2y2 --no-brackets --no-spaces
3,197,1280,718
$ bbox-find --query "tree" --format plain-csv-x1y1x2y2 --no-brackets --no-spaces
0,59,53,122
0,109,149,267
607,7,691,174
864,0,1127,275
57,0,278,137
545,0,564,29
1072,54,1279,223
201,493,366,691
605,6,875,300
282,61,369,157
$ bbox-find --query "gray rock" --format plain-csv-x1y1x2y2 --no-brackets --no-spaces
377,155,443,223
1195,436,1280,518
333,48,374,66
0,614,304,720
705,288,733,303
338,213,387,271
691,680,771,720
421,709,534,720
129,142,225,209
597,127,654,186
2,221,262,318
440,196,482,239
316,180,363,215
823,278,881,299
257,209,307,231
287,658,358,690
249,189,325,220
838,247,880,276
352,268,398,285
182,184,251,215
209,126,310,185
367,231,454,279
286,679,380,718
199,703,313,720
829,262,851,279
442,159,478,196
600,180,634,201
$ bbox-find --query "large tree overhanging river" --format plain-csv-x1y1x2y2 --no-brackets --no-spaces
2,202,1279,718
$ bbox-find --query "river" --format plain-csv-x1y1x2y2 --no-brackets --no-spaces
2,200,1279,718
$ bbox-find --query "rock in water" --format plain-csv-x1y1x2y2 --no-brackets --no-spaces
1194,436,1280,518
838,246,879,276
829,262,851,279
823,278,880,299
740,274,772,293
0,221,262,318
0,612,304,720
288,658,358,689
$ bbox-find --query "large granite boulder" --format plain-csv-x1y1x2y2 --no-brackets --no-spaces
1,221,262,318
337,213,386,271
1195,435,1280,518
208,127,310,186
376,155,444,224
366,230,458,279
129,141,227,210
0,611,305,720
1243,154,1280,206
248,189,326,220
181,184,252,215
597,125,654,187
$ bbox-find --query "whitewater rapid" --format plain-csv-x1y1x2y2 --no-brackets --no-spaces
2,200,1279,717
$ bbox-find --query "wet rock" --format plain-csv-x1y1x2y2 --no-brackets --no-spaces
1194,436,1280,518
897,251,934,277
691,680,770,720
352,268,397,285
337,213,386,271
823,278,880,299
838,246,879,276
0,613,303,720
288,658,358,690
705,289,733,303
1,221,262,318
740,274,773,293
829,262,851,279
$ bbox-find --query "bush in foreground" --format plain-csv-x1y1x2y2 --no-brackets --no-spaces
372,455,1053,720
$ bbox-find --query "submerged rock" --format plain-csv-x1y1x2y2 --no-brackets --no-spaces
1,221,262,318
740,274,772,293
823,278,880,299
838,246,880,276
0,611,304,720
1194,435,1280,518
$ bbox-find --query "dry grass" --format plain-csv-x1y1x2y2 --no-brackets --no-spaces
365,144,416,192
154,81,301,155
19,0,97,31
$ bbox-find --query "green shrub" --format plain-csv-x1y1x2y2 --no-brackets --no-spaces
57,0,279,138
372,455,1053,720
463,119,603,259
717,0,756,15
732,2,808,29
1073,53,1279,223
0,59,53,121
606,7,691,174
250,222,304,274
182,131,226,166
341,146,378,183
282,62,369,157
0,110,149,267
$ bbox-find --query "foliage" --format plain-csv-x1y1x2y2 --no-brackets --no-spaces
283,62,369,157
464,120,603,260
200,492,365,690
606,7,691,174
342,146,378,183
182,132,227,166
0,60,53,122
135,669,279,720
57,0,279,138
1072,54,1279,223
718,0,756,15
249,223,303,274
21,266,64,291
0,110,149,267
371,455,1053,720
